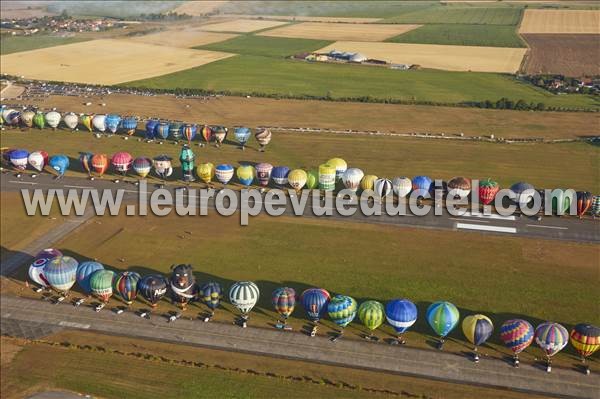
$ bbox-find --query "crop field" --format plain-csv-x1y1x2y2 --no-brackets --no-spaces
198,35,332,58
172,0,228,16
257,22,422,41
123,55,599,109
0,39,235,85
0,34,89,55
522,34,600,77
383,5,523,25
220,15,384,23
198,19,289,33
316,41,526,73
387,24,525,48
519,10,600,34
125,29,238,48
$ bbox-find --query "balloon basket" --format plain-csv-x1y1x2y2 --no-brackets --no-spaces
95,303,105,312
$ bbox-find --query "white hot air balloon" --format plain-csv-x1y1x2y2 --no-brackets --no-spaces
45,111,61,129
92,114,107,132
392,177,412,198
63,112,79,130
28,151,47,172
342,168,364,192
374,178,393,198
21,110,35,127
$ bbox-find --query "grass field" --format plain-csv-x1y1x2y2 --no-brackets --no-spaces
257,21,422,41
0,34,89,55
198,35,333,58
383,5,523,25
519,9,600,34
123,55,599,109
387,24,525,48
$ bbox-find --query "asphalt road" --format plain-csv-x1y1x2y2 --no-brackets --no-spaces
2,172,599,243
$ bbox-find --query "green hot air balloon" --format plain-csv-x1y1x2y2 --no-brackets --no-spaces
328,295,357,341
358,300,385,341
89,269,116,311
33,112,45,129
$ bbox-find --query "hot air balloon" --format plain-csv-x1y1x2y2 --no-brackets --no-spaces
412,176,432,196
237,165,255,186
80,152,94,177
198,281,223,321
21,110,35,128
301,288,330,336
318,164,336,191
213,126,228,147
570,323,600,374
153,155,173,180
306,170,318,189
358,300,385,340
182,123,197,144
255,163,273,187
28,151,48,173
9,149,29,170
133,157,152,178
89,269,116,309
28,248,62,291
200,125,213,144
180,144,196,182
48,155,69,178
479,178,499,206
105,114,121,134
392,177,412,198
81,114,93,132
137,274,168,308
229,281,260,327
447,177,471,199
76,261,104,296
92,114,106,133
462,314,494,362
535,322,568,372
549,188,574,215
169,121,183,141
44,255,78,297
63,112,79,130
114,271,141,305
2,108,15,125
592,195,600,218
288,169,307,192
33,111,45,129
234,127,251,150
255,128,272,151
215,164,234,185
197,162,215,185
145,119,158,139
374,178,392,199
327,158,347,182
111,152,133,177
272,166,290,187
358,175,376,192
45,111,61,129
155,121,170,140
500,319,534,367
510,182,535,208
272,287,296,328
122,116,137,136
328,295,357,340
343,168,364,193
91,154,108,178
385,299,418,344
576,191,592,218
426,301,459,349
170,264,197,310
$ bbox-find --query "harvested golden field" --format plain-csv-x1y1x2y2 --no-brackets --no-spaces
519,10,600,33
173,0,229,16
259,22,420,41
125,28,237,48
0,39,235,85
198,18,288,33
317,41,526,73
218,14,382,23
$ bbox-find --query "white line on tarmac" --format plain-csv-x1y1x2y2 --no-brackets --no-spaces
64,185,93,189
526,224,568,230
456,223,517,234
8,180,37,185
463,211,516,221
448,217,488,223
59,320,90,329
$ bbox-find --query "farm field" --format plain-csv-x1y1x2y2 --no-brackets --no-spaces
123,55,599,109
387,24,525,48
198,18,289,33
0,39,235,85
522,34,600,77
382,5,523,25
519,9,600,33
172,0,228,16
0,34,90,55
35,93,600,140
257,21,422,41
125,28,238,48
316,41,526,73
218,14,383,23
198,35,332,58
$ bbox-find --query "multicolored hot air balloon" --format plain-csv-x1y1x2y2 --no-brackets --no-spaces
510,182,535,208
182,124,197,144
92,114,106,133
570,323,600,374
180,144,195,182
145,119,158,140
272,166,290,187
328,295,357,338
21,110,35,127
374,178,392,198
45,111,61,129
169,122,183,141
255,163,273,187
318,164,336,191
358,300,385,339
237,165,255,186
272,287,296,327
81,114,93,132
105,114,121,134
255,128,272,151
33,111,45,129
9,149,29,170
215,164,234,185
213,126,228,147
138,274,168,308
447,177,471,199
343,168,364,193
306,170,318,189
111,152,133,176
301,288,330,324
44,256,79,296
234,127,251,149
122,116,137,136
288,169,307,192
392,177,412,198
28,248,62,289
426,301,459,349
170,264,197,310
462,314,494,362
412,176,433,196
198,281,223,317
576,191,592,218
48,155,69,177
155,121,170,140
360,175,378,192
76,261,104,295
63,112,79,130
200,125,213,144
535,322,568,372
133,157,152,178
89,269,116,304
91,154,108,177
500,319,534,367
385,299,418,344
327,158,347,181
197,162,215,185
80,152,94,176
114,271,141,305
229,281,260,327
153,155,173,179
28,151,48,172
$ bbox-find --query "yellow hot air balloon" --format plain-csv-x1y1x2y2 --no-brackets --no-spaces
318,164,336,191
197,162,215,185
81,114,93,132
288,169,307,191
236,165,255,186
326,158,347,181
360,175,378,191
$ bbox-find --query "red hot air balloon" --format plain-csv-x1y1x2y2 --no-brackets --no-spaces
91,154,108,178
201,125,214,144
111,152,133,177
479,178,499,206
576,191,592,219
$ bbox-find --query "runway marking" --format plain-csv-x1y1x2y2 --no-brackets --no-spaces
448,217,488,223
64,185,93,189
456,223,517,234
526,224,568,230
58,320,90,329
8,180,37,185
463,211,516,221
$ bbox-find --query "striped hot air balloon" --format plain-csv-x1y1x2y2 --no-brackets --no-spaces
535,322,569,372
213,126,228,147
358,300,385,339
76,261,104,295
462,314,494,362
182,124,197,144
155,121,170,140
255,163,273,187
200,125,213,144
133,157,152,178
199,282,223,312
215,164,234,185
254,128,272,151
33,111,45,129
385,299,418,344
229,281,259,327
272,287,296,326
570,323,600,374
328,295,357,334
500,319,534,366
44,256,79,295
576,191,592,218
114,271,141,305
374,178,392,198
426,301,460,349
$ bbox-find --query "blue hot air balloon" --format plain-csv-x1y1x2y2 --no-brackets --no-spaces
9,149,29,171
271,166,290,187
105,114,121,134
145,119,158,139
48,155,69,177
155,121,170,140
301,288,331,324
426,301,460,349
76,261,104,295
122,117,138,135
215,164,234,185
234,127,251,149
44,256,79,295
198,281,223,320
412,176,433,195
385,299,418,344
180,124,197,143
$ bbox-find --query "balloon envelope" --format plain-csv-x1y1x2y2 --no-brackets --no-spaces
45,111,61,128
374,178,392,198
114,271,141,304
570,323,600,358
448,177,471,199
145,119,158,139
89,269,116,303
535,322,568,357
426,301,459,337
213,126,228,145
215,164,234,184
412,176,433,194
111,152,133,173
327,158,347,181
500,319,534,354
76,261,104,294
133,157,152,178
385,299,418,334
199,282,223,310
197,162,215,184
44,256,78,293
105,114,121,133
48,155,69,176
9,149,29,170
255,163,273,187
234,127,251,146
21,110,35,127
137,274,168,306
306,170,318,189
229,281,259,314
328,295,357,328
343,168,364,192
156,122,170,140
462,314,493,346
479,178,499,205
288,169,307,190
272,287,296,319
318,164,336,191
392,177,412,198
272,166,290,186
358,300,385,331
92,114,106,132
91,154,108,176
63,113,79,130
255,128,272,147
237,165,255,186
301,288,330,322
33,112,45,129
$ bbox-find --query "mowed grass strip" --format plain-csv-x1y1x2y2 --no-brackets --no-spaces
123,55,599,109
0,34,89,55
387,24,525,48
197,35,333,58
383,5,523,25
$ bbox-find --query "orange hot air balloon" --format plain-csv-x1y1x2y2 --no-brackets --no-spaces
91,154,108,177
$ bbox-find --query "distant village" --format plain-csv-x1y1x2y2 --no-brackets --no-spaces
293,50,418,71
0,13,129,36
522,75,600,95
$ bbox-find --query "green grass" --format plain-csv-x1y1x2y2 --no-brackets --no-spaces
197,35,333,58
383,5,523,25
123,55,599,110
0,35,89,55
387,24,525,48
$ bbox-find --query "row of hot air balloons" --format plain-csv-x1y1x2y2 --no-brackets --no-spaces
28,249,599,374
